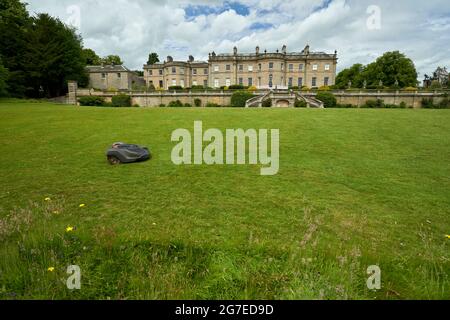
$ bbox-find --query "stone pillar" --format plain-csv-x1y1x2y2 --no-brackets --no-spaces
67,81,78,105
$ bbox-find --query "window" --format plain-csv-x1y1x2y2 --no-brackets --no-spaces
324,77,329,86
214,65,219,72
159,69,163,75
312,64,318,71
180,79,185,88
101,73,106,79
172,79,177,86
149,70,153,76
288,77,293,87
159,80,163,88
214,78,219,88
258,77,261,86
325,64,330,71
281,63,284,71
248,78,253,86
172,67,176,74
269,62,274,69
289,64,293,71
239,78,243,85
193,69,197,75
204,79,208,87
226,65,231,71
149,80,153,85
226,78,231,87
180,68,184,75
193,80,198,86
299,64,304,71
258,63,262,71
204,68,208,74
239,65,243,71
312,77,317,87
269,74,273,87
248,65,253,72
298,77,303,87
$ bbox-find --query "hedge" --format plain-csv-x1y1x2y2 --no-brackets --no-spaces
231,91,254,108
316,91,337,108
111,94,131,107
78,96,105,106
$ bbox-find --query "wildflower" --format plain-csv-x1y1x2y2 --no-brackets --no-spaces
446,235,450,239
44,197,51,201
66,226,74,233
47,267,55,272
53,210,59,215
79,204,86,208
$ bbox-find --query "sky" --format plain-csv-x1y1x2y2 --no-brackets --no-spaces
24,0,450,79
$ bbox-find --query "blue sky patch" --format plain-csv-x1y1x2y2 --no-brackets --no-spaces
250,22,274,31
185,1,250,19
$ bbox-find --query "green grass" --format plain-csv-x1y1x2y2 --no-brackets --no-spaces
0,100,449,300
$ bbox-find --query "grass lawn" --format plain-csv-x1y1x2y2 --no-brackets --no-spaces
0,99,449,300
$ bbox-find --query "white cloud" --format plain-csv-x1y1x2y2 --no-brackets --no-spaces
24,0,450,78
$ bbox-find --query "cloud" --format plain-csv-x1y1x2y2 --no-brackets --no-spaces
24,0,450,78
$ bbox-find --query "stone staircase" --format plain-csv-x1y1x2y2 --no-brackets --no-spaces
245,90,324,108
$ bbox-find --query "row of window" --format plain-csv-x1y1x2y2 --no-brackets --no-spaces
101,73,122,79
213,63,331,72
148,68,209,76
213,76,330,88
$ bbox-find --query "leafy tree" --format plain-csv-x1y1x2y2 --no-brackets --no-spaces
0,57,9,96
102,55,123,65
83,48,101,65
362,51,417,88
316,91,337,108
25,14,87,97
335,64,364,89
231,91,254,107
147,52,159,65
0,0,31,96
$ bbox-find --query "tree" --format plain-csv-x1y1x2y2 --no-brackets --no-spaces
362,51,417,88
316,91,337,108
83,48,101,65
102,55,123,65
0,57,9,96
335,64,364,89
147,52,159,65
0,0,31,97
25,14,87,97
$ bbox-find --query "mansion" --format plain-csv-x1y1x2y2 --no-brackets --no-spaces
143,45,338,90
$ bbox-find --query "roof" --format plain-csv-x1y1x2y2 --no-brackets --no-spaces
86,65,131,73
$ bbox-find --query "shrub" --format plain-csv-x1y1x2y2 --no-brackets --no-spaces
399,102,407,109
184,103,192,108
363,99,384,108
111,94,131,107
262,99,272,108
421,98,434,109
316,91,337,108
194,98,202,107
294,99,307,108
78,96,105,106
107,87,118,92
289,86,299,90
429,81,442,90
404,87,417,91
168,86,183,91
159,104,166,108
439,95,450,109
231,90,254,108
229,85,245,90
247,86,257,91
168,100,183,107
301,86,310,91
206,102,221,108
132,104,140,108
318,85,331,91
191,85,206,91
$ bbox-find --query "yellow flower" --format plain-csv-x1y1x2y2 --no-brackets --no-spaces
446,235,450,239
53,210,59,214
79,204,86,208
47,267,55,272
44,197,51,201
66,226,74,232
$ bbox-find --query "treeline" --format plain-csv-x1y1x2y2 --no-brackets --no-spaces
335,51,418,89
0,0,123,98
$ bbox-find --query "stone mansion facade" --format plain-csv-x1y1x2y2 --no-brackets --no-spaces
143,45,338,90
